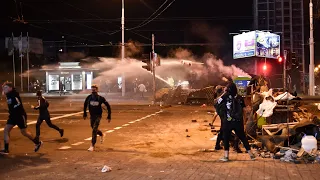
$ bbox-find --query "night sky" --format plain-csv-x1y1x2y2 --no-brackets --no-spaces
1,0,319,65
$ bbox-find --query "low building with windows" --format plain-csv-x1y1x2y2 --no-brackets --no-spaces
41,62,97,93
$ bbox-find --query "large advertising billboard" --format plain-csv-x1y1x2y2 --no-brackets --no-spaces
255,31,280,59
233,31,281,59
233,31,256,59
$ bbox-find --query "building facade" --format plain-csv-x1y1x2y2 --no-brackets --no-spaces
253,0,305,93
42,62,96,93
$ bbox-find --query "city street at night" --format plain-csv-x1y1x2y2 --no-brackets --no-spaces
0,95,319,180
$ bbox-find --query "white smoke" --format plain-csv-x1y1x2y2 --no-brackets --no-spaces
89,48,250,90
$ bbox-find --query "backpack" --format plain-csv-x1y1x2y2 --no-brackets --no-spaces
229,96,244,121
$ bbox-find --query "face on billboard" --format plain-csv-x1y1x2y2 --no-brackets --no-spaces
256,32,280,59
233,31,256,59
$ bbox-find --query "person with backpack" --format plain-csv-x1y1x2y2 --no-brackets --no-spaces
215,82,255,162
32,90,64,141
83,84,111,152
214,86,242,153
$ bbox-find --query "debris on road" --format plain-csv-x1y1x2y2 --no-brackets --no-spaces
101,165,112,173
186,135,190,138
191,120,197,123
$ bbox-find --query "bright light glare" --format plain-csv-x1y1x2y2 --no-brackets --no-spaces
263,65,267,70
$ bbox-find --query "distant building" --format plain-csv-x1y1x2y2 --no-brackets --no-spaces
41,62,97,93
253,0,305,92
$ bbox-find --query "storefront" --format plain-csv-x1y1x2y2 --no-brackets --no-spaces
42,62,96,93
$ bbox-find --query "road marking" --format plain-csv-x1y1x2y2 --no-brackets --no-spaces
0,120,7,122
72,142,84,146
114,127,122,130
0,111,85,132
128,121,135,124
106,130,114,133
84,137,92,141
122,124,130,127
59,146,72,150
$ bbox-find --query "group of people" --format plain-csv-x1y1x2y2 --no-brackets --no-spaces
0,82,111,155
0,79,253,161
213,82,255,162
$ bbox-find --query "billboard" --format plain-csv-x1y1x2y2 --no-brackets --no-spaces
233,31,281,59
233,31,256,59
255,31,280,59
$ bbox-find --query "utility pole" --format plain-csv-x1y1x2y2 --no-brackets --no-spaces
283,50,287,89
152,34,156,104
309,0,315,95
12,33,16,87
27,32,30,92
121,0,126,97
20,32,23,92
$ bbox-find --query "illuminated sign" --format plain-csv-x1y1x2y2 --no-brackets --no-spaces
255,31,281,59
233,31,256,59
233,31,281,59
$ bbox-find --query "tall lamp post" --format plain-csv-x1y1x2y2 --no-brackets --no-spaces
309,0,315,95
121,0,125,97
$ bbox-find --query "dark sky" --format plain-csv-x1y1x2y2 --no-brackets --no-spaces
1,0,253,58
1,0,319,62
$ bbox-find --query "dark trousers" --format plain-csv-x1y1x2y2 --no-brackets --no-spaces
36,116,60,138
222,121,250,151
90,116,103,146
216,130,240,150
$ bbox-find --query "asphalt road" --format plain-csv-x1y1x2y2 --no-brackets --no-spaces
0,95,162,175
1,96,320,180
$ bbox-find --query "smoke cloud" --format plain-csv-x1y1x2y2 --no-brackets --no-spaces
90,48,250,90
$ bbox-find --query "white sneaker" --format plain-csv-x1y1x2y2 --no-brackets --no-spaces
100,134,105,144
88,146,94,152
219,156,229,162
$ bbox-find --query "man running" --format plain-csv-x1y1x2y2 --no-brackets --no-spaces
0,82,42,155
83,85,111,152
32,90,64,141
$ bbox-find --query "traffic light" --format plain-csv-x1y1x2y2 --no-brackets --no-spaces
141,53,152,72
263,64,267,71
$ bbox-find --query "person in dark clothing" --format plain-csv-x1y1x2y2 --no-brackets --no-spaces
215,82,255,162
83,84,111,152
0,82,42,155
214,86,242,153
32,90,64,141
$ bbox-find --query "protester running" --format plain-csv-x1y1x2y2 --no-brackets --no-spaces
0,82,42,155
215,82,255,162
32,90,64,141
83,85,111,152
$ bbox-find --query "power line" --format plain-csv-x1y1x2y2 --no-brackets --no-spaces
126,0,177,31
139,0,169,25
29,24,103,44
26,16,253,23
64,42,230,48
23,2,117,37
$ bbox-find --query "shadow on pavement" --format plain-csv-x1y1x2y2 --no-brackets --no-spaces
43,138,69,143
0,153,51,175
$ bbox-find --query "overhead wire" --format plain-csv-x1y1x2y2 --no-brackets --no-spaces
26,16,253,23
29,23,103,44
126,0,177,31
22,2,117,38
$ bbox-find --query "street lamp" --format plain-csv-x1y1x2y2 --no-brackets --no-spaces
309,0,315,95
121,0,125,97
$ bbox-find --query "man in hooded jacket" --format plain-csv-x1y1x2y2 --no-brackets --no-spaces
215,82,255,162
